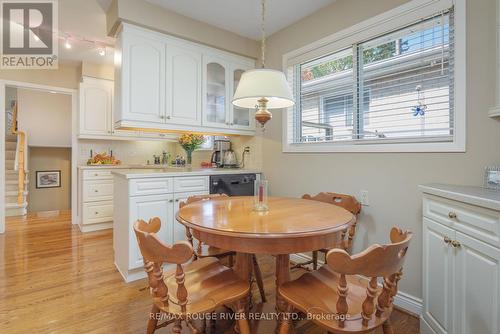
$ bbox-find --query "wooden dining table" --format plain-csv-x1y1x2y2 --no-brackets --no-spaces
176,196,355,312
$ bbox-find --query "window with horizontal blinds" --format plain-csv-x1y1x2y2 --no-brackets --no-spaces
289,10,454,144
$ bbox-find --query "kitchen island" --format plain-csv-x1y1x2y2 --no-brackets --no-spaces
111,168,261,282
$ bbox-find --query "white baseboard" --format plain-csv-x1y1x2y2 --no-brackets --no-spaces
289,252,423,316
420,316,436,334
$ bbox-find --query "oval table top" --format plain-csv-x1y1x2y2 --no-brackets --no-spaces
177,197,354,254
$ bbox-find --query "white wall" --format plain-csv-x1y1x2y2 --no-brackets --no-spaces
17,89,72,147
262,0,500,301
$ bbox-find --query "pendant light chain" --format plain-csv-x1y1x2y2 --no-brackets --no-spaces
260,0,266,68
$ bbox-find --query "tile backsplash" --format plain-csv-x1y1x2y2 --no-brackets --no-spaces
78,139,176,165
78,135,262,170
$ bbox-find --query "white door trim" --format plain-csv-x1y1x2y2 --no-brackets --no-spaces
0,80,79,231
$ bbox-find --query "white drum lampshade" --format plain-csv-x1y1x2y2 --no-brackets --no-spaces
232,69,295,126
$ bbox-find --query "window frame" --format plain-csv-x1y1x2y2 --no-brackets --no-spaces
282,0,465,153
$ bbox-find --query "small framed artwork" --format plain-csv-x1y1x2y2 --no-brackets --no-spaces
36,170,61,189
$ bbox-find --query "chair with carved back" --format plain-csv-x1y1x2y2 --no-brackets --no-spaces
292,192,362,270
134,218,251,334
180,194,267,304
278,227,412,334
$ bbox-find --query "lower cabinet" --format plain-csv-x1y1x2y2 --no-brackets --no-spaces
115,174,209,282
422,194,500,334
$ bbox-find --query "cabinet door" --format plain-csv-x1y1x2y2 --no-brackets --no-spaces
454,231,500,334
423,218,455,334
173,191,209,244
129,194,174,269
166,44,202,126
230,66,255,130
122,32,165,123
203,56,230,128
79,79,113,136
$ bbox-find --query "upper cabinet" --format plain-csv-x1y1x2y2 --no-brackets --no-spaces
79,77,113,136
114,24,256,136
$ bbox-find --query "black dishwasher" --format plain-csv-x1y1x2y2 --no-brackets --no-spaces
209,174,256,196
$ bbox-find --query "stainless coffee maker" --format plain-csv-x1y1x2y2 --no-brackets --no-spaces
211,138,231,168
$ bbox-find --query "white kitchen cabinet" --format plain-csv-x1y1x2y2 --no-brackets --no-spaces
118,27,165,124
129,193,174,269
421,185,500,334
113,23,256,136
166,44,202,126
230,65,255,131
173,190,209,244
79,77,113,136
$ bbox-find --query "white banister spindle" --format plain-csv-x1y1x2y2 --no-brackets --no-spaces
491,0,500,117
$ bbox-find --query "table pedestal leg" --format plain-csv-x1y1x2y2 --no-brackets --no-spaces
275,254,290,313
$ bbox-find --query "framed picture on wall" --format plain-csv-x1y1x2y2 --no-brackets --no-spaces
36,171,61,189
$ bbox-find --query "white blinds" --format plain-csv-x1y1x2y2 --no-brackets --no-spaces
290,10,454,144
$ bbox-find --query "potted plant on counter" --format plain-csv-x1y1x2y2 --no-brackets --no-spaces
178,133,204,166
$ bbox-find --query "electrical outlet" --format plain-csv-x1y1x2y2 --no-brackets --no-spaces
360,190,370,206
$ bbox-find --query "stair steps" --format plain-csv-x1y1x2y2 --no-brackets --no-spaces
5,141,16,150
4,133,28,217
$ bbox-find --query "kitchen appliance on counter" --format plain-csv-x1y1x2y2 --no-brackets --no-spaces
210,174,256,196
211,138,231,168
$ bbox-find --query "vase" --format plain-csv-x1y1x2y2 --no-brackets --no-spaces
185,150,193,166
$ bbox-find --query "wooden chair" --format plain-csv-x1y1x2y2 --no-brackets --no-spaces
278,227,412,334
180,194,267,303
292,192,362,270
134,218,251,334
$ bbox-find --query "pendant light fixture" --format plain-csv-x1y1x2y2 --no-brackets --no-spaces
232,0,295,127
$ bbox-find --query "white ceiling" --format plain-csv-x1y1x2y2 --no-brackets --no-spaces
146,0,335,40
55,0,335,66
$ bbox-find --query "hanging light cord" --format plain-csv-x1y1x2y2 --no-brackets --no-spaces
260,0,266,68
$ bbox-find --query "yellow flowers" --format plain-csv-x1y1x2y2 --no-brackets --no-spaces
178,133,204,152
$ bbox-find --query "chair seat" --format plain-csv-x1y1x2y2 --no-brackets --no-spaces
318,239,353,253
195,245,235,258
154,257,250,315
279,265,391,333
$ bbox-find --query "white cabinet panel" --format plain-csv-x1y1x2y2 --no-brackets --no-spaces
129,194,174,269
83,180,114,202
230,65,255,131
79,78,113,136
454,232,500,334
122,31,165,123
129,177,173,196
82,201,113,225
82,170,113,180
203,55,230,128
173,191,209,243
423,218,455,334
173,176,208,193
167,44,202,125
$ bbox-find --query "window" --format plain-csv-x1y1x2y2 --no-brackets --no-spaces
284,0,465,152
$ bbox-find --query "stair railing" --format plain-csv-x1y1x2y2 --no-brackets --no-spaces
10,101,27,205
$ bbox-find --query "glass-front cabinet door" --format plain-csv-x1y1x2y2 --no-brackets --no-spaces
230,66,255,130
203,56,230,128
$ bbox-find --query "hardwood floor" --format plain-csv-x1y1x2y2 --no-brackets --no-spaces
0,212,420,333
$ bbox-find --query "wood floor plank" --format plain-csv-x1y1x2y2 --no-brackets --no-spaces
0,212,420,333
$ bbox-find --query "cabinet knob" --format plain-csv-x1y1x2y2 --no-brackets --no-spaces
444,236,452,244
94,190,98,193
160,115,165,119
448,212,457,219
451,240,461,248
166,116,171,120
169,199,174,203
175,199,179,202
95,212,99,215
94,173,98,176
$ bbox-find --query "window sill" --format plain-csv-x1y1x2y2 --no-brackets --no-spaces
282,139,465,153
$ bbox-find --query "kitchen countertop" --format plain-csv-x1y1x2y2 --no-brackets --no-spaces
111,168,261,179
78,164,172,170
419,183,500,211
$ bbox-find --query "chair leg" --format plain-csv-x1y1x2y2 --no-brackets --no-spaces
252,255,267,303
234,298,250,334
147,304,160,334
277,304,295,334
228,254,234,267
382,319,395,334
312,251,318,270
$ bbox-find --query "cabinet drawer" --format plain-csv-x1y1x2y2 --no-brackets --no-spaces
173,176,208,193
82,201,113,225
130,178,173,196
83,169,113,180
83,180,113,202
423,194,500,248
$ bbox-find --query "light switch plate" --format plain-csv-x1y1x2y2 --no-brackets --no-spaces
360,190,370,206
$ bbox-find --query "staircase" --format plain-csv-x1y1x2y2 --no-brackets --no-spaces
5,131,28,217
